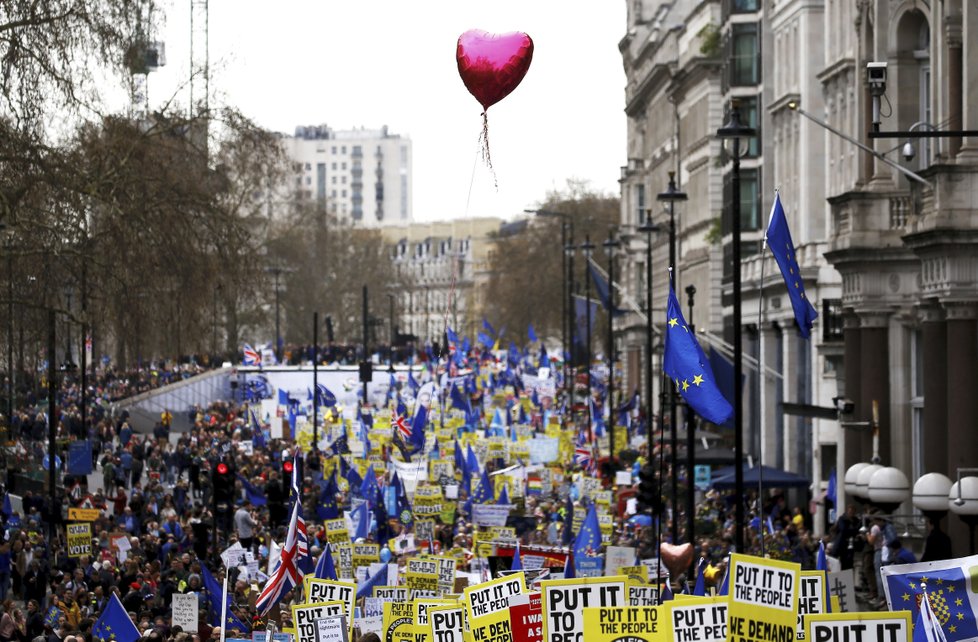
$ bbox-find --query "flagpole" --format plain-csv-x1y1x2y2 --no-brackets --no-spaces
755,191,774,558
220,565,230,642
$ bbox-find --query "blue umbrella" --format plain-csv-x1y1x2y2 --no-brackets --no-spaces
627,514,653,527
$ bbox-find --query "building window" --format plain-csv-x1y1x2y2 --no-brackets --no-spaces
316,163,326,201
738,95,761,157
331,146,337,154
341,146,347,154
821,299,844,342
635,184,646,225
730,23,760,86
304,162,311,171
739,168,760,230
342,176,347,184
342,162,347,170
731,0,759,12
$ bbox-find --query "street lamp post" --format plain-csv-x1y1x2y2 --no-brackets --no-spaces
657,170,687,544
604,233,621,473
266,266,285,363
637,220,660,463
580,236,596,437
716,99,757,553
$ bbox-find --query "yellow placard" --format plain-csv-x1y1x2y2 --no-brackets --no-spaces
291,600,346,642
303,578,356,637
325,518,349,545
353,543,379,570
805,611,912,642
797,571,829,640
384,601,415,642
66,523,92,558
666,595,727,642
464,573,526,642
583,606,665,642
428,604,465,642
726,554,800,642
541,576,629,642
620,566,649,585
413,599,456,642
67,507,100,522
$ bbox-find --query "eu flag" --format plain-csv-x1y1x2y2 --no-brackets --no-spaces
663,284,733,425
471,469,495,504
92,594,140,642
573,503,602,559
200,565,251,633
316,472,339,521
314,543,338,581
766,192,818,338
882,556,978,642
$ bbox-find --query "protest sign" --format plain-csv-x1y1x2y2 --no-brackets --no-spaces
797,571,828,640
582,606,663,642
171,593,199,633
804,611,911,642
325,519,349,546
605,547,637,577
304,580,356,637
541,576,628,642
292,601,346,642
374,587,409,601
825,570,856,614
383,601,415,642
413,599,455,642
464,574,527,642
336,544,353,579
363,598,385,619
352,543,379,571
356,616,383,637
472,505,514,527
415,520,436,545
667,596,727,642
433,556,458,595
67,507,100,522
619,566,649,585
316,616,348,642
628,585,660,607
726,554,800,642
428,605,464,642
508,593,542,642
66,523,92,558
251,634,293,642
405,572,440,595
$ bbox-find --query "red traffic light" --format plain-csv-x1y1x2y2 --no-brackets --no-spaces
283,461,294,474
217,463,229,475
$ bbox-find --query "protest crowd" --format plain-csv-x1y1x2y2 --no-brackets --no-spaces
0,337,961,642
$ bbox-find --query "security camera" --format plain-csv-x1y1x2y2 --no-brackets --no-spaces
902,141,916,162
867,62,887,96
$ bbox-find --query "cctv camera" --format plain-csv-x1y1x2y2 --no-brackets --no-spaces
902,141,916,162
867,62,887,96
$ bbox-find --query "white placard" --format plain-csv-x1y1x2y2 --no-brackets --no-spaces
171,592,199,633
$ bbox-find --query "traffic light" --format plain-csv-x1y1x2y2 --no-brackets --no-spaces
636,464,660,514
212,457,236,503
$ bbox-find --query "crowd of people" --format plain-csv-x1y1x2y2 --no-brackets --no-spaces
0,356,937,642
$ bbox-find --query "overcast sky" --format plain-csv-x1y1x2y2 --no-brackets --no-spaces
147,1,627,222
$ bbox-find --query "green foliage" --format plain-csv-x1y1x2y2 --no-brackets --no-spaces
698,23,722,58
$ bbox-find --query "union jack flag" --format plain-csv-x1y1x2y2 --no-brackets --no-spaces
574,442,595,472
255,453,308,614
242,343,261,366
392,410,410,441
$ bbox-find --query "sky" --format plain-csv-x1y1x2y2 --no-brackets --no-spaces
147,1,627,222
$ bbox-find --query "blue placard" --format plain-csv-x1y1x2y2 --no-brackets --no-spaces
694,465,711,490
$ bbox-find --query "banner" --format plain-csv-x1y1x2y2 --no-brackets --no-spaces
541,576,628,642
472,504,514,527
428,605,464,642
667,596,726,642
171,593,199,633
508,593,542,642
797,571,828,640
292,601,346,642
805,612,911,642
726,554,800,642
383,601,414,642
464,574,527,642
66,523,92,558
582,606,663,642
880,553,978,642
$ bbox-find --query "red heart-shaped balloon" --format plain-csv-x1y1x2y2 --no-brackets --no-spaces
660,542,694,578
456,29,534,111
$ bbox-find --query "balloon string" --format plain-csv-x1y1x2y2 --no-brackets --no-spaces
479,112,498,190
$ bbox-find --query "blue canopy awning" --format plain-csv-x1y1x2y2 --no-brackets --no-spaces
710,464,811,490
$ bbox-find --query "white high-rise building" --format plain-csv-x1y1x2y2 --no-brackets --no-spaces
282,124,412,226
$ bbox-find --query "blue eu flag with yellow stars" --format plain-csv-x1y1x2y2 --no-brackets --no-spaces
765,192,818,338
882,556,978,642
663,284,733,425
92,593,140,642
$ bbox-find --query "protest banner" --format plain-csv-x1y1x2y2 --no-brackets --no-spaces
304,580,356,637
412,599,455,642
352,543,379,571
383,601,415,642
582,606,663,642
541,576,628,642
804,611,911,642
292,601,346,642
464,573,527,642
428,605,464,642
374,587,409,601
667,596,727,642
67,507,100,522
508,593,542,642
797,571,828,640
171,593,199,633
472,504,514,527
325,519,349,546
726,554,800,642
66,523,92,558
316,616,348,642
619,566,649,585
825,570,855,614
628,586,660,607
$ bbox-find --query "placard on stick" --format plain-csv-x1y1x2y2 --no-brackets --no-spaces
541,576,628,642
726,554,800,642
